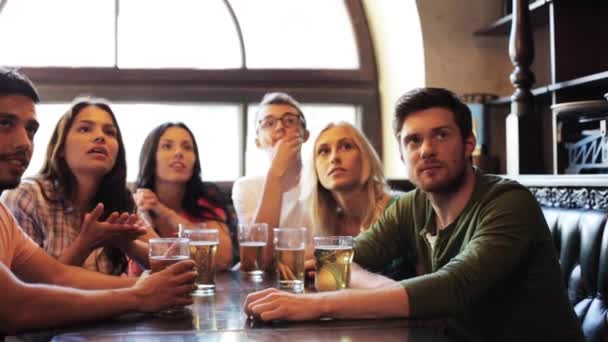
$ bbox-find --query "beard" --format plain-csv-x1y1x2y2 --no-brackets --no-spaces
420,164,468,194
412,153,470,195
0,177,21,192
0,151,30,192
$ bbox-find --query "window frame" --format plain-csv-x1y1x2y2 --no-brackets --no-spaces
7,0,380,178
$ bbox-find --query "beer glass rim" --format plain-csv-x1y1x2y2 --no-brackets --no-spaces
181,228,219,243
178,223,207,229
238,223,268,243
238,222,269,229
313,235,354,247
273,227,306,233
181,228,219,234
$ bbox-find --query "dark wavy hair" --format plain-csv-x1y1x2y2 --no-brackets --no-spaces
136,122,234,228
39,97,134,275
0,67,40,102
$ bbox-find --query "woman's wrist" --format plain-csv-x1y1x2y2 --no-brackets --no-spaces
60,235,94,266
73,234,95,254
152,208,181,237
156,205,179,225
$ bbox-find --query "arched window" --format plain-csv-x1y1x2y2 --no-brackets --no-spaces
0,0,379,181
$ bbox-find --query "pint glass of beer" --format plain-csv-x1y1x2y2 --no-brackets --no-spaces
313,236,354,291
273,227,307,293
181,228,219,296
238,223,268,277
149,237,191,315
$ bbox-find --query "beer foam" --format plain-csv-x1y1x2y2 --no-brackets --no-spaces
240,241,266,247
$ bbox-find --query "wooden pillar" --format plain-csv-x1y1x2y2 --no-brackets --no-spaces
506,0,543,174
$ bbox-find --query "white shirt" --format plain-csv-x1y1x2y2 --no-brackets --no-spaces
231,175,311,230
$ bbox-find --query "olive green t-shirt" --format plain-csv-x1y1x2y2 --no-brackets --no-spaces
354,171,583,342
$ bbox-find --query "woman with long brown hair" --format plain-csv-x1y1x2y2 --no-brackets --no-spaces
133,122,235,272
2,97,150,275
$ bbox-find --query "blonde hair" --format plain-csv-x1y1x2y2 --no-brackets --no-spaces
307,122,390,236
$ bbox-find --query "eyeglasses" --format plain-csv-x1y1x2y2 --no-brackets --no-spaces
258,113,306,130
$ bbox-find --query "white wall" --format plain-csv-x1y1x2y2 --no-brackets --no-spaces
362,0,425,179
416,0,512,96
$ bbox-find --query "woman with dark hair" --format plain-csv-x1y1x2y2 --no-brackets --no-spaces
134,122,235,271
1,97,150,275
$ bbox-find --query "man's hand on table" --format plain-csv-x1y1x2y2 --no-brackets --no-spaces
244,288,327,322
133,259,197,312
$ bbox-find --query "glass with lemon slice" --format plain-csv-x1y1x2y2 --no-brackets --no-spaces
313,236,354,292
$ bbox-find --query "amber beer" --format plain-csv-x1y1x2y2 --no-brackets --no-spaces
239,241,266,275
313,236,354,292
190,241,219,289
181,228,219,295
148,237,191,316
148,238,190,274
238,223,268,277
314,246,354,291
150,255,190,273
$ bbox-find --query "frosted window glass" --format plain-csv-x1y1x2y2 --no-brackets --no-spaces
0,0,115,67
231,0,359,69
118,0,242,69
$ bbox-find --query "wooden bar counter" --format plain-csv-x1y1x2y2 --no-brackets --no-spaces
8,272,453,342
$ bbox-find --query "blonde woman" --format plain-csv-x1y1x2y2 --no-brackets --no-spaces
307,121,414,279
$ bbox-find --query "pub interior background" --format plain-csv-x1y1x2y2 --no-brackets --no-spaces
5,1,608,341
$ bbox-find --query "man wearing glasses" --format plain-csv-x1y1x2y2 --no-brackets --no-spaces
232,92,311,268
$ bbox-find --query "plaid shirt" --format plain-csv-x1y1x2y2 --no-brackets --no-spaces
0,177,113,274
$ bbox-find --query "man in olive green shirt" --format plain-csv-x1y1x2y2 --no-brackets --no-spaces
244,88,583,341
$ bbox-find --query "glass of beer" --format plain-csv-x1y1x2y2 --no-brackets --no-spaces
238,223,268,278
181,228,219,296
313,236,354,292
149,237,191,315
273,227,307,293
149,237,191,272
178,222,206,238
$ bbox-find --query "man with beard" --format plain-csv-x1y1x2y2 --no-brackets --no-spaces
0,68,197,335
244,88,583,342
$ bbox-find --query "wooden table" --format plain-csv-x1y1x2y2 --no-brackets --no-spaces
9,272,453,342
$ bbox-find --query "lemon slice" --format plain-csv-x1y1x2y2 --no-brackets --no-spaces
315,264,344,292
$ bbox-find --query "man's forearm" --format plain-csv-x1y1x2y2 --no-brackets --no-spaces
13,249,136,291
253,174,283,228
321,284,410,319
349,263,398,289
1,265,138,334
54,264,136,290
17,286,136,333
253,175,283,266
